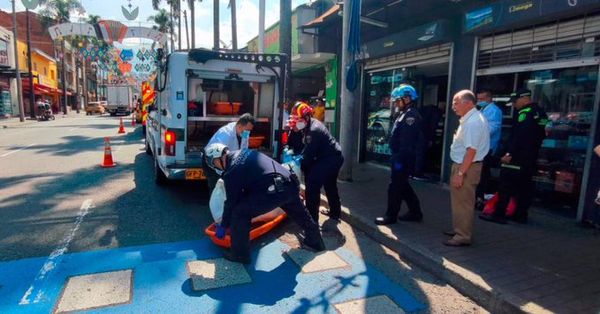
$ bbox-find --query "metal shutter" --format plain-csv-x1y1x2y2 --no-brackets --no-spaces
365,43,452,71
478,14,600,69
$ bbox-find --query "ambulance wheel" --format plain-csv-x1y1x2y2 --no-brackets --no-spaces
154,158,167,185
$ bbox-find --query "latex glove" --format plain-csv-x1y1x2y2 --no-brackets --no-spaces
215,224,226,239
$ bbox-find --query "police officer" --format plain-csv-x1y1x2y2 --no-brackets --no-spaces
287,101,344,223
480,89,547,224
202,113,255,191
206,144,325,264
375,84,424,225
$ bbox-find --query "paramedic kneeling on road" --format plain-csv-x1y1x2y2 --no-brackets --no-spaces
206,144,325,264
287,101,344,223
202,113,255,190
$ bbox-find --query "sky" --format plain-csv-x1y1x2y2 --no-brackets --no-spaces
0,0,312,49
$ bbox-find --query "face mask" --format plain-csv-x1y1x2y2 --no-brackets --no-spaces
477,101,487,108
296,120,306,130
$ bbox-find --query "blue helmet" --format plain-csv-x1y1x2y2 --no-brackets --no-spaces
390,84,418,101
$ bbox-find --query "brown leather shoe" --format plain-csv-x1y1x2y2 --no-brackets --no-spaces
443,238,470,247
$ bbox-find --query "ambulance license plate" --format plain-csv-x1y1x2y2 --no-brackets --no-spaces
185,169,205,180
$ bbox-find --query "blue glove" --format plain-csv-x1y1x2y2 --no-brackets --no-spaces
393,162,403,171
215,224,226,239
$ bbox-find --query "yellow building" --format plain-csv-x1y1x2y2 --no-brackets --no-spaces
16,40,59,113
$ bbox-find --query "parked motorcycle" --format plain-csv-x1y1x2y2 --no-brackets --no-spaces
37,102,55,121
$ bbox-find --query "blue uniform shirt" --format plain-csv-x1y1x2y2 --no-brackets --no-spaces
288,119,342,171
479,102,502,154
220,150,293,228
389,106,424,172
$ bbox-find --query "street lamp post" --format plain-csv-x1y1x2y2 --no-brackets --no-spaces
26,9,36,119
11,0,25,122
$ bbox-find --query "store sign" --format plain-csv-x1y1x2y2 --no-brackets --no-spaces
539,0,600,15
0,40,8,67
465,6,494,32
465,0,600,33
364,20,450,59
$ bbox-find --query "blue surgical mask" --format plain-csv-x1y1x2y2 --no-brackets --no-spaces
477,101,487,108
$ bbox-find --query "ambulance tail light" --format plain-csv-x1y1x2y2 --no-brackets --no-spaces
165,130,176,156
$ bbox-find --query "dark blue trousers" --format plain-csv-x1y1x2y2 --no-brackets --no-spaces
229,181,322,258
304,154,344,223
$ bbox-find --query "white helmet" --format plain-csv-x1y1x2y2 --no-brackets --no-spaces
204,143,228,173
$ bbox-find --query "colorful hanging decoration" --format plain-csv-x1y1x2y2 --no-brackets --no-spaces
121,0,139,21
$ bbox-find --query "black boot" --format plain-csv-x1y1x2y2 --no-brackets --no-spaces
301,236,326,252
222,251,251,264
398,211,423,222
374,215,397,225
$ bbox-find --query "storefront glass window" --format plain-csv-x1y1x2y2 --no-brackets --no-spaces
364,69,404,163
477,65,598,215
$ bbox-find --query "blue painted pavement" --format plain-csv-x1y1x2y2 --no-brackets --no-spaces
0,238,425,313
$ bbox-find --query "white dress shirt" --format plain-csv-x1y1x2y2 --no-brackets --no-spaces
450,107,490,164
207,122,240,151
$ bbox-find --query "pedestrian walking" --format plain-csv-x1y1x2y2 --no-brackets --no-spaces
444,90,489,247
374,84,424,225
206,144,325,264
474,90,503,210
480,89,547,224
287,101,344,224
202,113,255,191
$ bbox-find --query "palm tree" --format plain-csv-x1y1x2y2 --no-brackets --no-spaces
152,0,180,51
148,8,174,51
38,0,86,114
213,0,219,50
184,0,202,49
229,0,237,51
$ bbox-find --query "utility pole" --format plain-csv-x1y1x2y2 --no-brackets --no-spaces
213,0,219,50
279,0,291,99
169,4,175,52
183,10,189,49
26,9,35,119
177,1,182,50
60,40,67,114
190,0,195,48
11,0,24,122
339,0,356,181
258,0,264,53
230,0,237,51
81,57,87,112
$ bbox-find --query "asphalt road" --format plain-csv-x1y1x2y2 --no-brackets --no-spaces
0,114,485,313
0,114,212,261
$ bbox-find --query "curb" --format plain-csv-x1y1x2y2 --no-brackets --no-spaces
313,190,549,314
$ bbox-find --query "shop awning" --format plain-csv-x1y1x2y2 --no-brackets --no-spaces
291,53,336,72
300,4,340,29
21,80,58,95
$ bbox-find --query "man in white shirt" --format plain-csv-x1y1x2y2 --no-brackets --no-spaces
444,90,490,247
203,113,255,190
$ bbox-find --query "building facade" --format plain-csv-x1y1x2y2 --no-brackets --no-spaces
0,26,18,118
351,0,600,225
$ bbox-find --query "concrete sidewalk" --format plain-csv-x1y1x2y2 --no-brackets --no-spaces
1,111,86,128
325,163,600,313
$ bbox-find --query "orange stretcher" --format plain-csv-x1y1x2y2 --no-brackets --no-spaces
205,213,288,248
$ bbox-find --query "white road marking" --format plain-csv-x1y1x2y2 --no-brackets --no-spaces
69,127,78,132
0,143,36,157
19,199,94,305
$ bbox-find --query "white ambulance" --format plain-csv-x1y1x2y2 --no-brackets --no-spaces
145,48,288,185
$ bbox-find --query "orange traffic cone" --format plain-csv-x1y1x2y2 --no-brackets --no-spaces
101,137,116,168
131,113,136,127
118,118,126,134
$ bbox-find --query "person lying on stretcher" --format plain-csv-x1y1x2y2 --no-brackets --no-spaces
204,144,325,264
